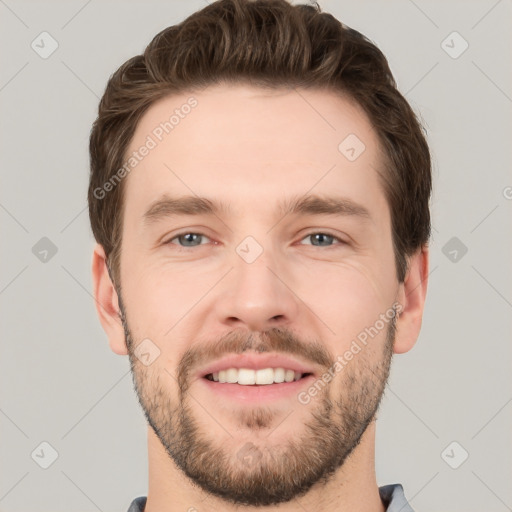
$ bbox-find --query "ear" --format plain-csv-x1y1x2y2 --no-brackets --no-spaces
393,245,429,354
91,243,128,356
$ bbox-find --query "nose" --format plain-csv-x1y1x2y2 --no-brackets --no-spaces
216,244,300,333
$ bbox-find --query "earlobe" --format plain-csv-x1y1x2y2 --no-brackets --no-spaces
393,245,429,354
91,243,128,356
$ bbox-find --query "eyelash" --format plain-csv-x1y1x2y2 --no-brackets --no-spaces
163,231,347,250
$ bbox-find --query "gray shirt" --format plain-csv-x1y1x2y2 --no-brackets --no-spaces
126,483,415,511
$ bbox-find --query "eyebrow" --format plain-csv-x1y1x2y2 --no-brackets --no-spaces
142,193,373,226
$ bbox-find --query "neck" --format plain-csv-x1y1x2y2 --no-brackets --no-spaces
144,419,386,512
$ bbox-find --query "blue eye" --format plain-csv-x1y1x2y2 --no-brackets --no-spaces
166,232,210,247
163,231,345,250
300,232,345,247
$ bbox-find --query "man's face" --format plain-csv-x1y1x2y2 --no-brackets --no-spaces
117,84,403,506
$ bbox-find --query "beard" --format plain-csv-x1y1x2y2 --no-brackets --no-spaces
119,294,396,507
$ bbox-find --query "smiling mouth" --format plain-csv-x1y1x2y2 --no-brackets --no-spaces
204,367,313,385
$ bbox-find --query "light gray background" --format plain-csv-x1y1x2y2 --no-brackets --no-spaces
1,0,511,511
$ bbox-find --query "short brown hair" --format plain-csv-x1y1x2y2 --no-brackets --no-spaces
88,0,431,286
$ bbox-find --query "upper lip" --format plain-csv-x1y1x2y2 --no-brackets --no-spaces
197,353,318,379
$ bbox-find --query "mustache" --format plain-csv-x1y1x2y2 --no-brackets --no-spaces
177,327,335,392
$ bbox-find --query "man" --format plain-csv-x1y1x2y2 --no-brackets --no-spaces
89,0,431,510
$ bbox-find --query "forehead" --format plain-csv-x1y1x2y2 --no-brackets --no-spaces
122,84,388,221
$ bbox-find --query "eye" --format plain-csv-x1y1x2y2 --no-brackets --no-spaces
163,231,345,249
164,232,211,248
299,232,346,247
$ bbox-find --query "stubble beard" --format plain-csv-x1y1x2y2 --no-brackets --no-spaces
120,297,396,506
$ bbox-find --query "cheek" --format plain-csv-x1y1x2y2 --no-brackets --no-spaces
124,261,217,342
296,260,393,346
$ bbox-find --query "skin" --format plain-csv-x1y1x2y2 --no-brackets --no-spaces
92,84,429,511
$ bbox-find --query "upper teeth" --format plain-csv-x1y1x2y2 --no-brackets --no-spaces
210,368,302,385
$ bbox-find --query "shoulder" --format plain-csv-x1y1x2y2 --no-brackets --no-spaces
379,483,415,512
126,496,147,512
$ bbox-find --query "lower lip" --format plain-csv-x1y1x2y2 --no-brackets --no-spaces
198,375,316,403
